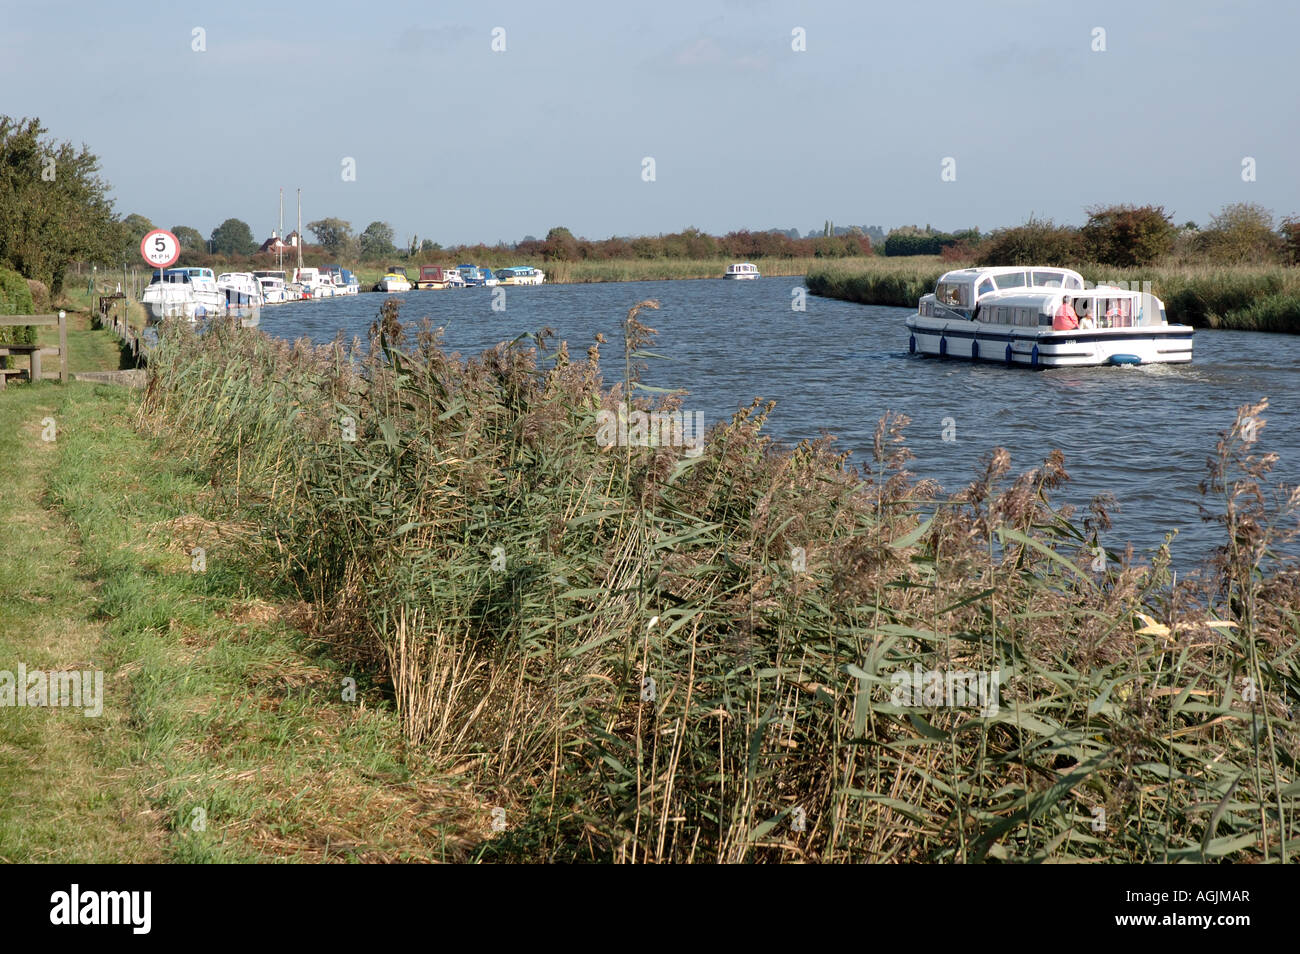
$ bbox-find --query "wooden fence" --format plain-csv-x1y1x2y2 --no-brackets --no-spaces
0,313,69,389
93,289,148,364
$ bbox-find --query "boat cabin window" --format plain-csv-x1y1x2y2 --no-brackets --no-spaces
977,278,995,297
936,282,969,308
1031,270,1064,287
994,272,1026,290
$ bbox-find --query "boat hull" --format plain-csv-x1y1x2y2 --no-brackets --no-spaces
905,317,1194,367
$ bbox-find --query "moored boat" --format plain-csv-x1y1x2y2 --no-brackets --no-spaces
141,267,224,322
375,266,412,292
257,276,288,304
906,266,1194,367
217,272,265,322
495,266,545,286
415,265,452,289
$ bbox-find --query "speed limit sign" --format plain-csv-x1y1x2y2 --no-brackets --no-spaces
140,229,181,269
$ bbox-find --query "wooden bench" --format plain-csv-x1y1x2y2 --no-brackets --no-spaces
0,313,69,389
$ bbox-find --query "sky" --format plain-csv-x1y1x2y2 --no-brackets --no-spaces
2,0,1297,247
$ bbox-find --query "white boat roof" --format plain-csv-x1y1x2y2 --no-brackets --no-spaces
938,265,1084,284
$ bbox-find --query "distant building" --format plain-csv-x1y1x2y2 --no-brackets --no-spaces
258,230,301,253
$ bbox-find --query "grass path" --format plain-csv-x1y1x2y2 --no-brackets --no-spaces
0,384,165,860
1,381,482,862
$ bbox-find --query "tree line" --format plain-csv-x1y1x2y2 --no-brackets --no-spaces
893,204,1300,268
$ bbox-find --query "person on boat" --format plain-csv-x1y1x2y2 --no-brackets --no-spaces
1052,296,1079,330
1078,301,1096,329
1105,298,1122,327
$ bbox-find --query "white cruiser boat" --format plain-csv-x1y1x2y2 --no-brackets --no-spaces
217,272,264,322
724,262,760,280
906,266,1194,367
292,267,335,298
141,267,224,322
494,266,545,286
257,276,289,304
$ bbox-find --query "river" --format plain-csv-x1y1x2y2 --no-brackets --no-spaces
254,277,1299,567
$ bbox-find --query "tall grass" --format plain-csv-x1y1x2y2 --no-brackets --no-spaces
806,258,1300,332
138,302,1300,862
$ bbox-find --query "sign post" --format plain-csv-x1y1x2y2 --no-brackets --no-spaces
139,230,181,320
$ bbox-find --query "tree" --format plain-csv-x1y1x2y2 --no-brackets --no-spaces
1081,204,1175,266
977,216,1082,266
1200,203,1282,264
307,217,354,256
359,221,396,260
171,225,205,252
542,226,579,261
0,115,121,292
119,213,156,262
209,218,256,256
1281,216,1300,265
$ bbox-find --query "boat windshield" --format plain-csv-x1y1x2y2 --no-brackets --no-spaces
994,272,1027,289
935,282,970,308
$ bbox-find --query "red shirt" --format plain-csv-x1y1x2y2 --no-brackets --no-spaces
1053,300,1079,331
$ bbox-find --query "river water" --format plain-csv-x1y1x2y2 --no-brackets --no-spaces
255,277,1299,567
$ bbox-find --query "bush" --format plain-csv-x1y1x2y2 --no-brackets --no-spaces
1280,216,1300,265
1199,203,1283,264
1081,204,1175,266
0,266,36,366
978,217,1082,265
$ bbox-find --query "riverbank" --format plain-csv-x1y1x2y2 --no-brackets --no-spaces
4,299,1297,862
805,258,1300,332
344,256,836,288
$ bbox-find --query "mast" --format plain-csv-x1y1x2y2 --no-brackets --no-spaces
278,187,284,272
296,188,303,271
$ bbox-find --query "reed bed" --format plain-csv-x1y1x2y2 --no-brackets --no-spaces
138,301,1300,862
806,259,1300,332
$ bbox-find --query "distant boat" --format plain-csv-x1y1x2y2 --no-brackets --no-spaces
321,264,359,296
495,266,545,286
414,265,452,289
455,264,490,286
375,266,411,293
141,267,224,322
723,263,760,280
217,272,265,324
292,267,333,298
257,276,288,304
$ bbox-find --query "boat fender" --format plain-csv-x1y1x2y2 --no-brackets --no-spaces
1031,344,1040,368
909,334,916,354
1005,343,1013,365
971,339,979,361
939,336,947,358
